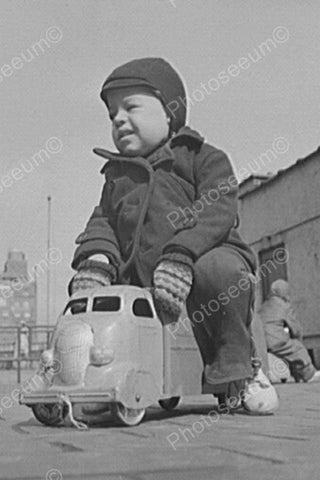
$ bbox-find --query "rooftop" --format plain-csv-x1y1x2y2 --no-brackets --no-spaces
239,146,320,198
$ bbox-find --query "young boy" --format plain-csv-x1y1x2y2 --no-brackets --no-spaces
69,57,279,414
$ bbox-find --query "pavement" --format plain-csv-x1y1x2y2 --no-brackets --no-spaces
0,368,319,480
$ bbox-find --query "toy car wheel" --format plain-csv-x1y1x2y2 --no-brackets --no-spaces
158,397,180,411
31,403,67,426
110,403,145,426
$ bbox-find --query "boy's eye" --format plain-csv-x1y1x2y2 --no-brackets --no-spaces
127,104,140,111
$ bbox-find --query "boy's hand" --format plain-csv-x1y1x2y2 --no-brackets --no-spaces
153,254,193,319
68,257,116,296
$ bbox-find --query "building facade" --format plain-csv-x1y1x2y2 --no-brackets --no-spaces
238,147,320,362
0,250,36,328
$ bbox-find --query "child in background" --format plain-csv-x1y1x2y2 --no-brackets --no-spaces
69,57,279,414
259,279,320,383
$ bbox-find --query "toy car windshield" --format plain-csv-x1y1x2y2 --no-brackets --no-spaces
64,298,88,315
63,296,121,315
92,296,121,312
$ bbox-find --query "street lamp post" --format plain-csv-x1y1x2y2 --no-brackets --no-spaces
46,195,51,326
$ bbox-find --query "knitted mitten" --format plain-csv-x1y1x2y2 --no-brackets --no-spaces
153,253,193,318
68,258,117,296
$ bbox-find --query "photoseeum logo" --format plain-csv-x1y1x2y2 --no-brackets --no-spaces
166,26,290,118
0,27,63,84
46,469,63,480
0,137,63,194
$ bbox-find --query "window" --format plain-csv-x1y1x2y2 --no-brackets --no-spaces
92,296,120,312
64,298,88,315
258,244,288,301
132,298,153,318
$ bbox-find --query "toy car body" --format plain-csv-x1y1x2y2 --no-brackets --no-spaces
20,285,208,426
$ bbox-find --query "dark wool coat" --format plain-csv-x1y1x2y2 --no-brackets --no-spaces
72,127,256,285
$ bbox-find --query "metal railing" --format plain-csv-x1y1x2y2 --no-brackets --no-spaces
0,325,55,383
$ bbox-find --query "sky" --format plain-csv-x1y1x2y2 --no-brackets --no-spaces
1,0,319,322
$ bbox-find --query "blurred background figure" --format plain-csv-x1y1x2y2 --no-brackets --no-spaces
258,279,320,383
14,321,30,369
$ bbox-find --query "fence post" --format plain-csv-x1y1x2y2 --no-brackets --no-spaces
28,326,33,369
17,326,21,384
46,329,51,349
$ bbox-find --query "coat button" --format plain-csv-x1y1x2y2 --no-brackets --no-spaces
183,216,196,227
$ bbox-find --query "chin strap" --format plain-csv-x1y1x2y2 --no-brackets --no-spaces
60,394,88,430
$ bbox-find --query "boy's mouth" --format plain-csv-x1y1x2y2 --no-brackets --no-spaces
118,130,134,141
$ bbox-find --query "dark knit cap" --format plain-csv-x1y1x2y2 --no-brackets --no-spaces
100,57,186,133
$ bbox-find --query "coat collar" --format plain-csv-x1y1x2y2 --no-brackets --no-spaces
94,126,204,173
170,126,204,145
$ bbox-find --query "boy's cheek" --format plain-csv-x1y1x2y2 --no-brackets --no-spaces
111,130,117,145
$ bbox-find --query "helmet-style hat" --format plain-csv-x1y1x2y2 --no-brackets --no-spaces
100,57,186,133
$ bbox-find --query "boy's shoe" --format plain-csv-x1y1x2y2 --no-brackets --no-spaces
307,370,320,383
242,368,279,415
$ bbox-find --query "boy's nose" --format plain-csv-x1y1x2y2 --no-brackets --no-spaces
113,108,127,127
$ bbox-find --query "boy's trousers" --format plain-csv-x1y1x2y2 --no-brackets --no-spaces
186,246,255,385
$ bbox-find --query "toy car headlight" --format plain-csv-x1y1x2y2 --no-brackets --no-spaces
40,349,54,368
40,349,62,374
89,346,114,366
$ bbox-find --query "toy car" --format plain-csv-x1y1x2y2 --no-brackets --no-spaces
20,285,224,427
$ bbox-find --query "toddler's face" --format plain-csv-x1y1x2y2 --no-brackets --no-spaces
107,86,170,157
